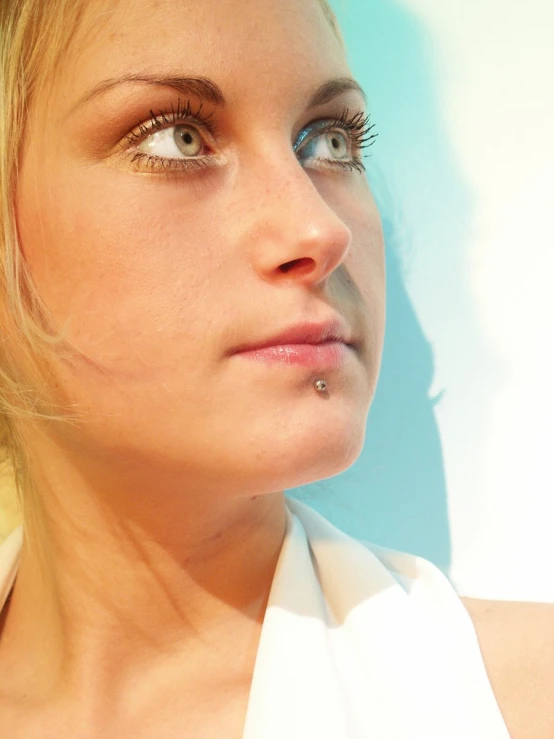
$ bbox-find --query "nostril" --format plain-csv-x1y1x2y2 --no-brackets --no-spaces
280,259,300,273
279,257,314,274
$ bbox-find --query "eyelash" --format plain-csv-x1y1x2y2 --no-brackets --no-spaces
124,100,378,173
305,107,378,174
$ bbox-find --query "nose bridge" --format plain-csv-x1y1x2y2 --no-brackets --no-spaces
243,145,353,282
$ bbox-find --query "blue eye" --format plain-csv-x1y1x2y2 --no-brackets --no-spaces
294,110,377,174
298,127,351,162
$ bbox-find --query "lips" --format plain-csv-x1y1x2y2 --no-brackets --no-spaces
229,320,356,369
230,320,354,355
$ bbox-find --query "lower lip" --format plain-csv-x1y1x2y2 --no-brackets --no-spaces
233,341,352,369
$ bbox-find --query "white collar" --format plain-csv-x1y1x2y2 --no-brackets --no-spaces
0,503,509,738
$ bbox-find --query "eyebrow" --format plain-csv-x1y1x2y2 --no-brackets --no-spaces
307,77,367,108
71,74,367,113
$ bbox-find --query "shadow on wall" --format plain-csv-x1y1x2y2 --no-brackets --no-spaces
291,209,450,572
291,0,474,574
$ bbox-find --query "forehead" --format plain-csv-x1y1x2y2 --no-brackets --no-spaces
60,0,349,110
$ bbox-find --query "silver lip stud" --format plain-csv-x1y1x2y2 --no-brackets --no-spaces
314,379,328,393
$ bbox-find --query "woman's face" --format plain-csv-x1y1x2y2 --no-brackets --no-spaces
16,0,385,494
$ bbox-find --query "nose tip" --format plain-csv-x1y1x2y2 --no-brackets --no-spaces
252,177,353,287
282,219,352,286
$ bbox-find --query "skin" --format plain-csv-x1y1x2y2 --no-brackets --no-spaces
461,597,554,739
0,2,552,736
0,0,385,735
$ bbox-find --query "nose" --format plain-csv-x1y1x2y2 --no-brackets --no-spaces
241,155,353,288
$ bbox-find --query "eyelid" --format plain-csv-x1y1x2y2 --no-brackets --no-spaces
293,119,341,152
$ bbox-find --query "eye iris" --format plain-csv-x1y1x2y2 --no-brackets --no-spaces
174,125,203,156
327,131,348,159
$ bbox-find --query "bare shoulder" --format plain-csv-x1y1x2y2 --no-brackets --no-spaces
461,597,554,739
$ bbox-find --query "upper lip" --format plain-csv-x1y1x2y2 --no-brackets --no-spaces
231,319,355,354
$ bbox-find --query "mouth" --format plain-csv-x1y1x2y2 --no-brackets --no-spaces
229,320,358,369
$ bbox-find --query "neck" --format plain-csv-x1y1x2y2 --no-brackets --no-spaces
0,434,287,708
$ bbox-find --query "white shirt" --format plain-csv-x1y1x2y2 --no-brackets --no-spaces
0,499,511,738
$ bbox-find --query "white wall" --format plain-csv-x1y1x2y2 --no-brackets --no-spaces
294,0,554,602
409,0,554,601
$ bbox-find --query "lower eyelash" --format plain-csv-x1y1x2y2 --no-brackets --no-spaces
341,158,367,173
129,151,215,173
311,157,367,174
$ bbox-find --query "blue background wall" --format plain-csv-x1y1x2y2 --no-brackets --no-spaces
290,0,554,601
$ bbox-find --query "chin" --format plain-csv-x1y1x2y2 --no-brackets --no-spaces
251,410,368,492
299,429,365,485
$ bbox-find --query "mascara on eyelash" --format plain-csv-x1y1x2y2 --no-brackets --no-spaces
293,108,377,153
124,101,377,173
126,98,219,145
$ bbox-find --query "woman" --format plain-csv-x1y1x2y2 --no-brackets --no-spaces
0,0,549,736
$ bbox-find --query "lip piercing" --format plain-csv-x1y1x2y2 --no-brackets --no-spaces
314,379,328,393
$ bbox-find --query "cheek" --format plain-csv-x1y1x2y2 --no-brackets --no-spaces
317,173,385,302
339,192,386,372
16,162,224,369
341,186,385,308
351,219,385,298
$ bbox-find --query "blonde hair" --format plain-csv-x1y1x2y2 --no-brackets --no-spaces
0,0,88,538
0,0,343,538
